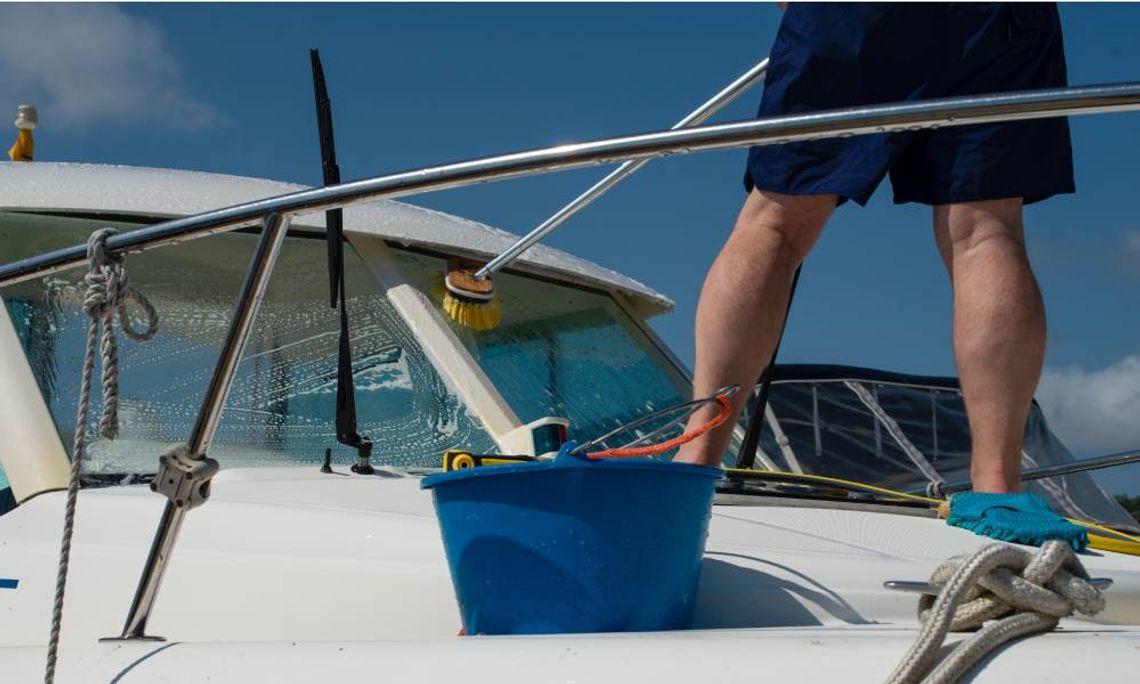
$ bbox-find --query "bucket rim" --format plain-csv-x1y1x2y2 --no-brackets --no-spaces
420,456,722,489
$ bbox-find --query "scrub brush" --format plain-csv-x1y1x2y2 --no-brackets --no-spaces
437,58,771,332
443,259,500,331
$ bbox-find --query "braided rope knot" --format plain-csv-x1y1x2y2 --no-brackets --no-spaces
920,540,1103,631
46,228,160,683
889,540,1106,684
82,228,158,439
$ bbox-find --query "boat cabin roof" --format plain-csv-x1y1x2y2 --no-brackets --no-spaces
0,162,674,317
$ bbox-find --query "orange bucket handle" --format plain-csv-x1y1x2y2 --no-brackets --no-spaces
586,394,734,459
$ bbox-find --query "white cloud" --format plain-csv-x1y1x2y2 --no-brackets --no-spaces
1036,355,1140,455
1030,229,1140,281
0,4,218,129
1117,230,1140,278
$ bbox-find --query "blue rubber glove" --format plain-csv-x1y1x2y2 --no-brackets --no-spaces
946,491,1089,551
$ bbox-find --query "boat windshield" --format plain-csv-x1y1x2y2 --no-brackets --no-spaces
394,250,694,449
0,211,706,479
0,211,498,476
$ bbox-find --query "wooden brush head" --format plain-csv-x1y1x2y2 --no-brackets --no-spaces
445,259,494,301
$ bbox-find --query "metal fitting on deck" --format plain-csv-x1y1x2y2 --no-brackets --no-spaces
151,444,219,510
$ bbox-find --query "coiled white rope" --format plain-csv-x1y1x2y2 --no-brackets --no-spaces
887,540,1106,684
45,228,158,683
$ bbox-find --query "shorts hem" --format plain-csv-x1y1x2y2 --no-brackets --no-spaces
891,183,1076,207
745,170,873,207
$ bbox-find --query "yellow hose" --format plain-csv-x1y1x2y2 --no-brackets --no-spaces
723,468,1140,557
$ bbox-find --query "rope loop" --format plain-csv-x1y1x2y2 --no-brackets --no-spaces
81,228,159,440
45,228,159,684
84,228,159,342
889,540,1106,684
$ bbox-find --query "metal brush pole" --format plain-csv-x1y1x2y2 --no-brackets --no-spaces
472,57,770,280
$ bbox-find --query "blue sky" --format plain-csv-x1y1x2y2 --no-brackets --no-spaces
2,3,1138,491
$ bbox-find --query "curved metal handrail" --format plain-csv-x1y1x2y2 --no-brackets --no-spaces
3,80,1140,287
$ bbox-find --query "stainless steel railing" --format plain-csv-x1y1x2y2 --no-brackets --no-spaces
3,81,1140,287
909,448,1140,497
115,213,292,640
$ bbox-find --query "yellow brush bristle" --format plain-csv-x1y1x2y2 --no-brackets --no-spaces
443,292,501,331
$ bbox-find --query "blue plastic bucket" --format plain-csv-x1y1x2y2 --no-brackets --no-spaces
421,447,722,635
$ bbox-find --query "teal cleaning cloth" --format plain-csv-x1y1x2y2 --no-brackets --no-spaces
946,492,1089,551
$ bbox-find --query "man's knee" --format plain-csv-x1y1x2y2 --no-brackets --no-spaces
935,198,1027,259
733,188,836,265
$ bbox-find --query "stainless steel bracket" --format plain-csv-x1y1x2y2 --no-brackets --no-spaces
151,444,219,510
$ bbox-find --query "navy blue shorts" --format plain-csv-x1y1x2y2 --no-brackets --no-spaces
745,3,1075,206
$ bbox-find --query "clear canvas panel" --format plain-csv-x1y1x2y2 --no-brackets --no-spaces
751,372,1135,529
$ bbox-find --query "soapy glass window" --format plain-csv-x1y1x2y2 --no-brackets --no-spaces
394,249,701,454
0,211,495,477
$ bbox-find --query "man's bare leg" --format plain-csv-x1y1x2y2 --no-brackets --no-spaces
933,199,1045,493
674,189,835,466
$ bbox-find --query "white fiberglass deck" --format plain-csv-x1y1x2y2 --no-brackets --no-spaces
6,628,1140,683
1,468,1139,682
3,469,1140,642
